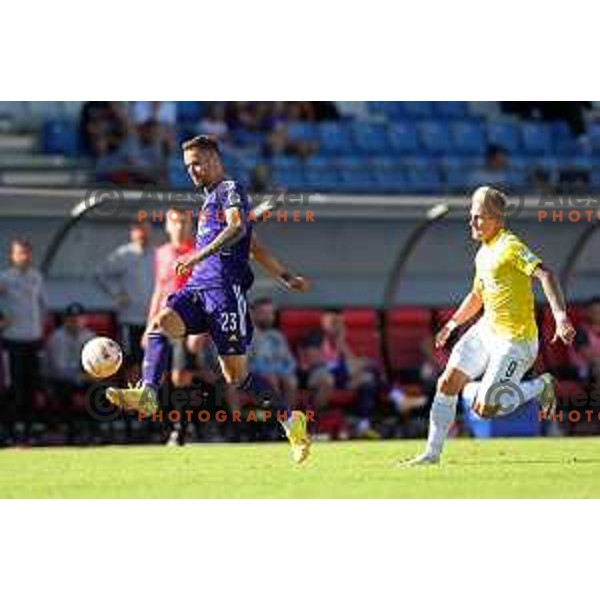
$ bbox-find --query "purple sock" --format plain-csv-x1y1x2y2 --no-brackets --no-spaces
142,331,172,390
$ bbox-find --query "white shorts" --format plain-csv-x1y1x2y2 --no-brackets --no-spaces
447,319,538,406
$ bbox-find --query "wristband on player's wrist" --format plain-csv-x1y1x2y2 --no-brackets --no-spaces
280,272,293,284
447,319,459,332
554,310,568,322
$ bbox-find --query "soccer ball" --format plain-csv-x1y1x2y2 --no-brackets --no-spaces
81,337,123,379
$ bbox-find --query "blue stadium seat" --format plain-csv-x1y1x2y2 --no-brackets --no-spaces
432,101,469,118
350,123,389,155
270,155,303,170
441,157,471,191
271,166,305,191
371,159,407,193
41,119,78,156
587,123,600,153
337,168,374,193
387,122,420,154
400,101,434,118
305,155,335,170
232,129,265,148
176,101,203,124
450,121,486,156
287,121,319,143
304,165,339,192
486,120,521,153
591,169,600,187
318,122,353,155
334,156,364,170
402,157,442,193
368,101,404,120
521,122,552,155
418,121,453,155
563,155,593,171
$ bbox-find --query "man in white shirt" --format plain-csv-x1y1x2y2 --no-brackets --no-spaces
0,238,46,441
95,221,155,379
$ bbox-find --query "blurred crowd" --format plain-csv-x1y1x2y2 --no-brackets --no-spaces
1,224,600,446
80,101,338,190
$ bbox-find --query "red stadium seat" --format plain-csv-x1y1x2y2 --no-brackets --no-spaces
384,308,432,374
78,312,118,338
278,308,323,349
342,309,382,364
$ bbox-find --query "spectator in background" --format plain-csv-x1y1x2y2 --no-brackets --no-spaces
199,103,230,143
469,144,509,188
0,238,46,442
318,309,380,438
96,119,167,187
296,332,335,412
248,298,298,407
570,297,600,386
96,221,154,379
130,101,176,154
79,101,129,159
44,303,95,430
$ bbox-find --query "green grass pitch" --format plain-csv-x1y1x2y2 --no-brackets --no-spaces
1,438,600,498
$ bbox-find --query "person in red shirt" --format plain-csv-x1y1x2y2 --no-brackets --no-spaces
145,208,196,445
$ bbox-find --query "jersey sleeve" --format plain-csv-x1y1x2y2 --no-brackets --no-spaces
508,241,542,277
221,181,244,210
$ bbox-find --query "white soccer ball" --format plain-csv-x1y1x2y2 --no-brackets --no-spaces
81,336,123,379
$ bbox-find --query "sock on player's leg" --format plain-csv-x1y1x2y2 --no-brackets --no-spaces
240,372,292,427
141,331,172,391
424,392,458,458
463,378,546,417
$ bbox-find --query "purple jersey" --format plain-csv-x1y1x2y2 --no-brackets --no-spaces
188,179,254,290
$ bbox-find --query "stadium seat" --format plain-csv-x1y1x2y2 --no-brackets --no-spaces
418,120,453,155
371,160,407,193
287,121,319,143
521,122,553,155
318,122,354,155
176,101,203,124
368,101,405,120
278,309,323,349
270,155,303,170
400,101,434,118
432,101,469,119
341,309,382,365
41,119,78,156
387,122,420,154
304,165,340,192
402,157,442,193
486,120,521,153
271,166,305,191
337,168,374,193
384,308,432,376
350,123,390,155
450,121,486,156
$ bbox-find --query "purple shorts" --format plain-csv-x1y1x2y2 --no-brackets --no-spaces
166,284,253,356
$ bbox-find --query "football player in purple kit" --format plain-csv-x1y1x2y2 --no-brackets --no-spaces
106,135,312,463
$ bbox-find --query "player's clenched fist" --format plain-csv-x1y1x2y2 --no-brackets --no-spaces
174,257,194,277
282,273,311,293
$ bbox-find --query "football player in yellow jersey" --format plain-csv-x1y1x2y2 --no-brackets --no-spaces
406,185,576,465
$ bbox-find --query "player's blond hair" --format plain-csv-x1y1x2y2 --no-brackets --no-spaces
472,185,507,220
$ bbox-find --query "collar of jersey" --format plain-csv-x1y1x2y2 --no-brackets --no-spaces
204,178,225,194
483,227,506,247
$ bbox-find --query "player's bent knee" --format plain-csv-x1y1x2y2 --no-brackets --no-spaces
156,309,186,339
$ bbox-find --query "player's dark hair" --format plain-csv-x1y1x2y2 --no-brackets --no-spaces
181,134,220,155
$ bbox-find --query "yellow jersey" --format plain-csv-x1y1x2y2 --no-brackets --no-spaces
473,228,542,342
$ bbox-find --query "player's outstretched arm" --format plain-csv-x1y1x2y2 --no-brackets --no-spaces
532,264,576,345
250,232,310,293
435,290,482,348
